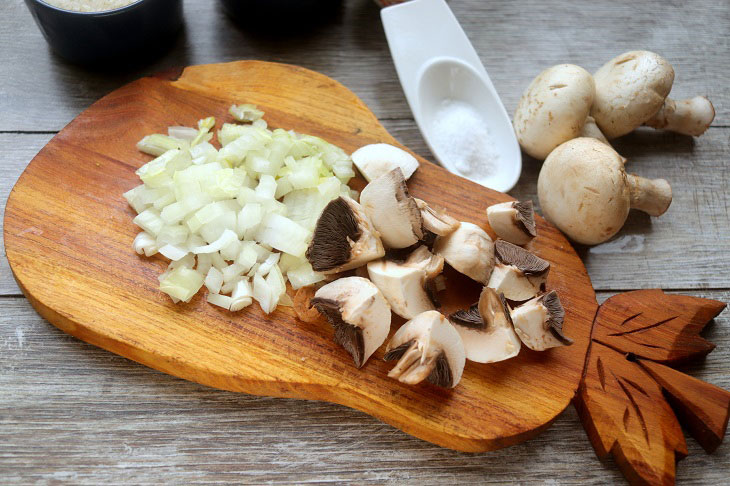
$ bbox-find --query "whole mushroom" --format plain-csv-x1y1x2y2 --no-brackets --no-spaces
514,64,603,160
592,50,715,138
538,137,672,245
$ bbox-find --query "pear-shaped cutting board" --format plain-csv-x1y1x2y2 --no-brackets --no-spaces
5,61,727,484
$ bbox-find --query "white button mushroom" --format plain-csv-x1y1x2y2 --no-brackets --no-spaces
306,196,385,274
511,290,573,351
384,310,466,388
310,277,392,368
514,64,601,160
537,137,672,245
367,246,444,319
359,168,423,249
449,287,521,363
433,222,494,283
486,200,537,245
487,240,550,301
351,143,420,182
592,50,715,138
414,198,461,237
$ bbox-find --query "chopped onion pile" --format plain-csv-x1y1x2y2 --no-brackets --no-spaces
124,105,357,313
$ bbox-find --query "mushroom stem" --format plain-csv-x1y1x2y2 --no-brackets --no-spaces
644,96,715,137
627,174,672,217
580,116,610,145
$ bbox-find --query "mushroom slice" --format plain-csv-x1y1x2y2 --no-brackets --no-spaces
351,143,419,182
367,246,444,319
360,168,423,249
486,200,537,245
488,240,549,301
384,310,465,388
433,222,494,283
511,291,573,351
310,277,391,368
306,196,385,274
450,287,521,363
414,198,460,237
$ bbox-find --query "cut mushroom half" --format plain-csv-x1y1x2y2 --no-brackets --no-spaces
359,168,423,249
433,222,494,283
414,198,460,237
511,291,573,351
449,287,521,363
306,196,385,274
384,310,465,388
486,200,537,245
488,240,549,301
351,143,420,182
310,277,391,368
367,246,444,319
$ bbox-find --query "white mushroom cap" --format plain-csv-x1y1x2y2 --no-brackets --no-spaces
487,240,549,301
366,246,444,319
511,291,573,351
433,222,494,283
351,143,419,182
450,287,521,363
537,138,672,245
384,310,465,388
359,168,422,249
486,200,537,245
514,64,596,160
591,51,674,139
310,277,391,368
306,196,385,273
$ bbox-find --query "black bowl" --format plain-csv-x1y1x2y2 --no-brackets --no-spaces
219,0,342,33
25,0,183,65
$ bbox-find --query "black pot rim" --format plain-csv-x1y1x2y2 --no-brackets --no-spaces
30,0,149,17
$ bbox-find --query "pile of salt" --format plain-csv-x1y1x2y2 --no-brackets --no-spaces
430,99,499,179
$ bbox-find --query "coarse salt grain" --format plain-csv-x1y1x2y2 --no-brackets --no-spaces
430,99,498,179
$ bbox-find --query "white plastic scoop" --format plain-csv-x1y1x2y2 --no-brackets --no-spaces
381,0,521,192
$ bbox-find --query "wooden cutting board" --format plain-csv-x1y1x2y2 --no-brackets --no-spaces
4,61,728,484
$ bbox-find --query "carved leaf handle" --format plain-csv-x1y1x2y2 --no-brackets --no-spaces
574,290,729,485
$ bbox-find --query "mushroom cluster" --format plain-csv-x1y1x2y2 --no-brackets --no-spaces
514,50,714,245
296,143,573,390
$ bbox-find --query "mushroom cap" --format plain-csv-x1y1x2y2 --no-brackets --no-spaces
514,64,596,160
433,222,494,283
311,277,391,367
351,143,420,182
511,291,572,351
385,310,465,387
306,196,385,273
592,50,675,139
359,168,423,249
538,138,630,245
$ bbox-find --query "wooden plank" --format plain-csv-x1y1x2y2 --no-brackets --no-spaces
1,0,729,131
0,290,727,484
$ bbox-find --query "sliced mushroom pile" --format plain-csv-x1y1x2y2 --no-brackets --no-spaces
295,143,573,390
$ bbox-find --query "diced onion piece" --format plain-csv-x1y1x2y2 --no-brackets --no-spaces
207,293,233,310
204,267,224,294
133,208,165,236
133,231,158,257
160,267,204,303
192,229,238,254
168,126,199,141
255,214,310,257
253,273,274,314
229,103,264,123
137,134,183,156
159,244,189,262
256,252,281,277
222,263,246,283
286,261,325,289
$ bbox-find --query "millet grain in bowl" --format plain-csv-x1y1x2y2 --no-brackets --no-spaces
41,0,142,12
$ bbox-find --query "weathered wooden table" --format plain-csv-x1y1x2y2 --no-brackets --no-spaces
1,0,728,483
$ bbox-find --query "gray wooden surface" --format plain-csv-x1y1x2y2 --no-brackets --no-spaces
1,0,728,484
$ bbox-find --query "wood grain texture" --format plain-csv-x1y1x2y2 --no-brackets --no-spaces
1,0,728,132
575,290,728,485
4,60,598,452
1,291,728,485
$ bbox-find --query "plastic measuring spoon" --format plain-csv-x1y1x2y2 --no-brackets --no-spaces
381,0,521,192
